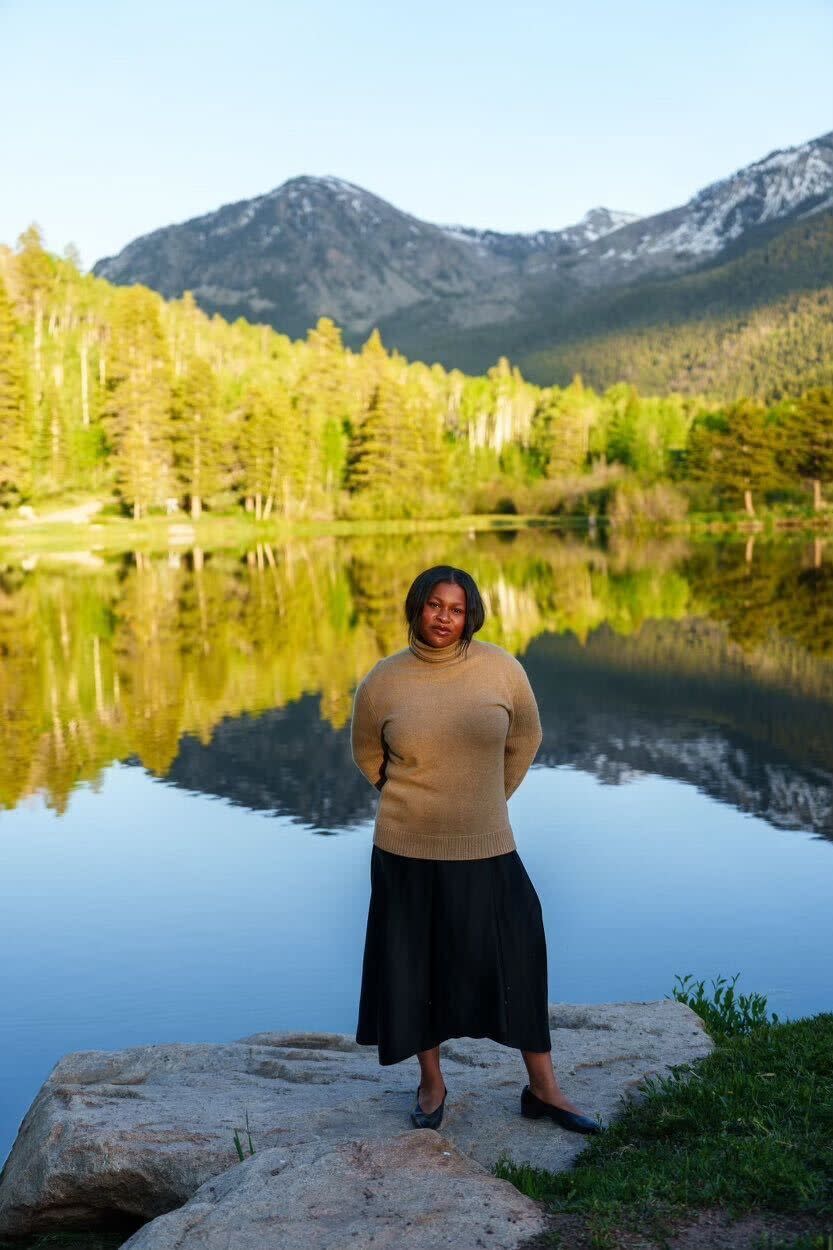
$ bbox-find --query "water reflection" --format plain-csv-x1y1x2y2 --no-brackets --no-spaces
0,530,831,834
2,529,832,1167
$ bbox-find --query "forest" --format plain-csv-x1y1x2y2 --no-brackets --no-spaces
1,225,831,525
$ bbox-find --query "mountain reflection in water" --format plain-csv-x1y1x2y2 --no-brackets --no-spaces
1,530,830,831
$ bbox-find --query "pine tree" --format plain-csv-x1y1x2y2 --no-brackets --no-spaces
293,318,351,515
530,379,594,480
400,370,448,506
0,277,30,504
15,224,54,319
686,399,784,514
777,386,833,509
15,225,54,464
604,382,642,469
345,372,410,510
101,287,173,518
238,382,298,519
357,328,389,413
171,355,223,518
238,384,272,517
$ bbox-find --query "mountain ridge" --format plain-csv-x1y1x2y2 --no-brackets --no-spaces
92,130,833,376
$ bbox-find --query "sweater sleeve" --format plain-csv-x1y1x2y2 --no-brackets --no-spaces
504,661,543,800
350,680,387,791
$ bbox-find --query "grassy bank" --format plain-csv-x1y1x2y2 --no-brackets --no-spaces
495,975,833,1249
0,508,562,557
0,501,831,557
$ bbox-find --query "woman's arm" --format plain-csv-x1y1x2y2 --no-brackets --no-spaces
350,680,387,791
504,662,543,800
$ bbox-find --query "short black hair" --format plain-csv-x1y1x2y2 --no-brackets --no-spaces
404,566,486,657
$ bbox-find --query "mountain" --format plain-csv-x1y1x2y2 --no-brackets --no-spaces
403,199,833,398
91,178,646,339
514,210,833,398
92,132,833,378
94,177,520,340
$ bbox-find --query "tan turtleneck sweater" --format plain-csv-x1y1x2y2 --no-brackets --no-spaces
350,633,543,859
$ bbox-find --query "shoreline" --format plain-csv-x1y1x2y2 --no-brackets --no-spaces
0,506,831,557
1,1005,830,1250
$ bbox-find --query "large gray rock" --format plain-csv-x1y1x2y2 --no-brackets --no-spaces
119,1129,549,1250
0,1000,712,1237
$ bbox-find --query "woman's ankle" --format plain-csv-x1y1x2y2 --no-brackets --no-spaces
419,1074,445,1090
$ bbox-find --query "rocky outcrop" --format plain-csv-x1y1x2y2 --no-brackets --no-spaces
0,1000,713,1239
119,1130,549,1250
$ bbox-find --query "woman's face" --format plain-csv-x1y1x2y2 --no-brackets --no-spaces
419,581,467,647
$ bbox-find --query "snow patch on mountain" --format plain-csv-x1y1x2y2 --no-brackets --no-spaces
438,206,642,255
634,132,833,259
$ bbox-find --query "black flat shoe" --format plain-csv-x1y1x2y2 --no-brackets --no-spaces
410,1082,448,1130
521,1083,602,1134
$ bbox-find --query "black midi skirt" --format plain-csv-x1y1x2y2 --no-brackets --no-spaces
355,844,552,1066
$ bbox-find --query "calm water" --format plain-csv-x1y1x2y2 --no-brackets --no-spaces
1,528,832,1165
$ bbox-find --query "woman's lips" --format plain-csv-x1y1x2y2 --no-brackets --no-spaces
433,626,450,634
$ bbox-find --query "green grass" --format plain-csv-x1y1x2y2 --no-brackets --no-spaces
494,974,833,1248
1,494,831,557
232,1109,256,1162
0,508,567,557
670,972,781,1043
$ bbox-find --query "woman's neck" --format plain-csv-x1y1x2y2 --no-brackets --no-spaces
408,631,467,665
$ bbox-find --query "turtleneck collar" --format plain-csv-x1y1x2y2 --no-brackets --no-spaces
408,631,468,665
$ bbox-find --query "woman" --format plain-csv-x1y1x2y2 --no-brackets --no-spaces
350,565,600,1136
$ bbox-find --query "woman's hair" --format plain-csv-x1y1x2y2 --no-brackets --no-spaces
404,566,486,657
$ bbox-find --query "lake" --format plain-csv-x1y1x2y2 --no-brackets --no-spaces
1,526,831,1166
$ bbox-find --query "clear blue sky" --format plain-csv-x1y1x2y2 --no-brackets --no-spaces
3,0,832,270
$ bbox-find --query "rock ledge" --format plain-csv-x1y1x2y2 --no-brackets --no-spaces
0,999,713,1245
